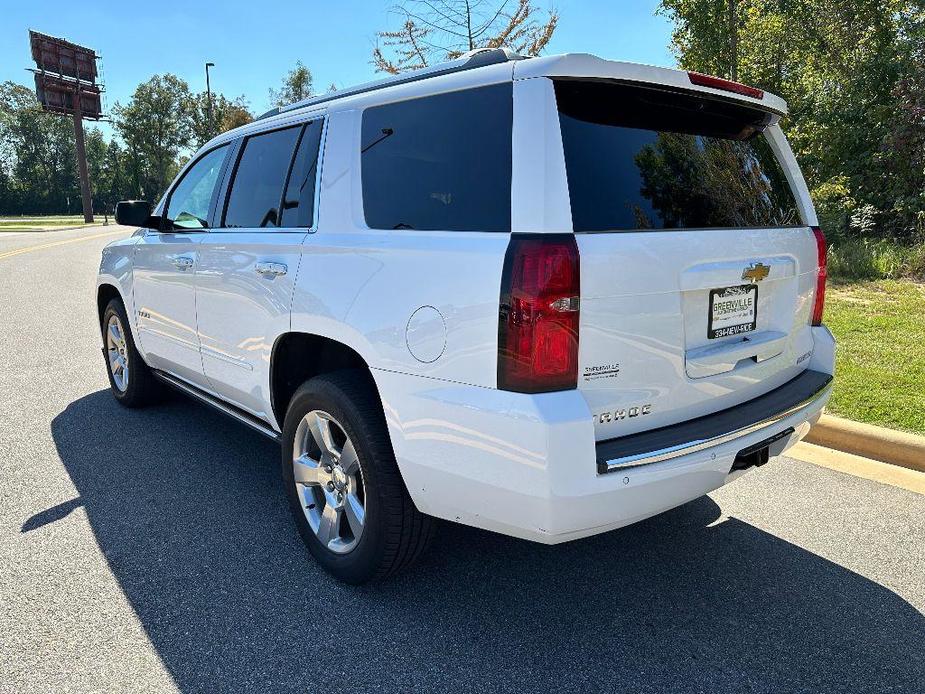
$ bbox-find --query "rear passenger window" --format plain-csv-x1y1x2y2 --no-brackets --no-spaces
280,120,324,227
224,126,302,228
361,84,512,231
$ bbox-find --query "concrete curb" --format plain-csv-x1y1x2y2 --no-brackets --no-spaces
806,414,925,473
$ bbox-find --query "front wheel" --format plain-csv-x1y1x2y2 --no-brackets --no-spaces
281,371,434,584
101,298,162,408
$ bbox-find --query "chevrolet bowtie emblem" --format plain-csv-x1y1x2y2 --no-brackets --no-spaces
742,262,771,282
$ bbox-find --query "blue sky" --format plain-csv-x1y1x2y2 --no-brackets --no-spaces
1,1,676,140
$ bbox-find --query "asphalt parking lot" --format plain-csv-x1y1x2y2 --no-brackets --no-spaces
1,226,923,693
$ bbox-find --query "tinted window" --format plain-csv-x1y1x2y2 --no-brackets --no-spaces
555,80,801,232
165,145,228,229
280,120,323,227
224,126,302,228
361,84,512,231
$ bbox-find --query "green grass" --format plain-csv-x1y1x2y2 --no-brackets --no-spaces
828,237,925,281
0,215,98,230
825,279,925,434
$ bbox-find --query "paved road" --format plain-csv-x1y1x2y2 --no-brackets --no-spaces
1,226,923,693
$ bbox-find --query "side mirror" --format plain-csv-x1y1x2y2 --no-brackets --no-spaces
115,200,158,229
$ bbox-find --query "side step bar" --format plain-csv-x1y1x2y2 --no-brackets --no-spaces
596,370,833,473
154,371,281,443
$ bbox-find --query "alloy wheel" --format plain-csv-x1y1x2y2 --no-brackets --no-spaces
106,314,129,392
292,410,367,554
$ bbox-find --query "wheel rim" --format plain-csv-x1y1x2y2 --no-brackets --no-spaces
106,314,129,392
292,410,366,554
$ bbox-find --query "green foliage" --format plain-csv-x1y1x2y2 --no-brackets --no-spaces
269,61,314,107
0,81,83,214
190,92,253,148
658,0,925,241
0,71,257,214
112,74,195,200
828,237,925,281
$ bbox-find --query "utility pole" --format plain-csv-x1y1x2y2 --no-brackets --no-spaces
72,90,94,223
728,0,738,82
205,62,215,130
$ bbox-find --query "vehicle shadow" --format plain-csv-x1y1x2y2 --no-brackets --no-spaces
48,391,923,694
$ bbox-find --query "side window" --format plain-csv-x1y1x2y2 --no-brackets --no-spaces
280,120,324,227
360,84,513,232
164,145,228,230
224,126,302,228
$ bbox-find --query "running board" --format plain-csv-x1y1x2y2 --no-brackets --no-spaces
153,371,281,443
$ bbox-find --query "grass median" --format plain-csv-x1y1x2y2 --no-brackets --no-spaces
825,279,925,435
0,215,100,231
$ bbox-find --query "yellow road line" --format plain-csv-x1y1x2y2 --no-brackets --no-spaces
789,441,925,495
0,229,130,261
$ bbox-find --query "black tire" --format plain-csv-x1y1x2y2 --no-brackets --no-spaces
101,298,162,408
281,370,435,584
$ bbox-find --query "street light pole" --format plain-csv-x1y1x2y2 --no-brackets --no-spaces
205,62,215,130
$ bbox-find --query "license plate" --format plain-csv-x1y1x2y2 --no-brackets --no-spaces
708,284,757,339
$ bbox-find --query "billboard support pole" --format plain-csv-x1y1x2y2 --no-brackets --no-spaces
71,91,94,223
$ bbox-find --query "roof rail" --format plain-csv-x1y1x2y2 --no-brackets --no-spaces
256,47,525,121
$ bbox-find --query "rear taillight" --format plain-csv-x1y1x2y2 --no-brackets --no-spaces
498,234,580,393
688,71,764,100
811,226,827,326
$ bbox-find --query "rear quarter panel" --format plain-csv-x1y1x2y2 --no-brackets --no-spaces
290,107,509,388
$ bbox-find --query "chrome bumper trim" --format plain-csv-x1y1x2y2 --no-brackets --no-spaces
600,379,832,473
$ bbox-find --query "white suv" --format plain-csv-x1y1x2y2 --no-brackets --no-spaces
98,49,834,583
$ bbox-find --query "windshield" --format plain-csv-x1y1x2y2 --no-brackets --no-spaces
554,80,801,232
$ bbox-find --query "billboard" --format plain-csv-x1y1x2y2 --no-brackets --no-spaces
29,30,103,119
33,73,103,120
29,30,98,82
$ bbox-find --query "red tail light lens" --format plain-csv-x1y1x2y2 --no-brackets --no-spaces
498,234,580,393
811,226,827,326
688,71,764,100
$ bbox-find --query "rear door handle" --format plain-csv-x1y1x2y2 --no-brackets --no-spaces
171,255,194,270
255,262,287,277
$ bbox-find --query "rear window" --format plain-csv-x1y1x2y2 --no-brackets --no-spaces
361,84,512,232
554,80,801,232
224,125,302,228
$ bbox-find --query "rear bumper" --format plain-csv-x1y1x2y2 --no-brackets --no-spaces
374,329,835,544
597,369,832,473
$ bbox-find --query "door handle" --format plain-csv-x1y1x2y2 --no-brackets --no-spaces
255,261,287,277
171,255,194,270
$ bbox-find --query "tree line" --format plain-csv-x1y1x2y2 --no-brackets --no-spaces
659,0,925,242
0,59,327,216
0,76,251,216
2,0,920,243
0,1,555,216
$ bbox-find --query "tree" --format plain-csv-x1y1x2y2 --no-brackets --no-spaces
190,92,253,147
220,100,254,132
373,0,558,74
269,61,314,107
84,127,108,211
112,74,194,200
658,0,925,240
96,140,131,214
0,81,78,213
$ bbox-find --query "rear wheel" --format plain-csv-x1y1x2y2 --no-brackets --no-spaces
281,371,434,584
102,298,161,408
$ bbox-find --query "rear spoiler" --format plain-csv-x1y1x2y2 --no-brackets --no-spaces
514,54,788,117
